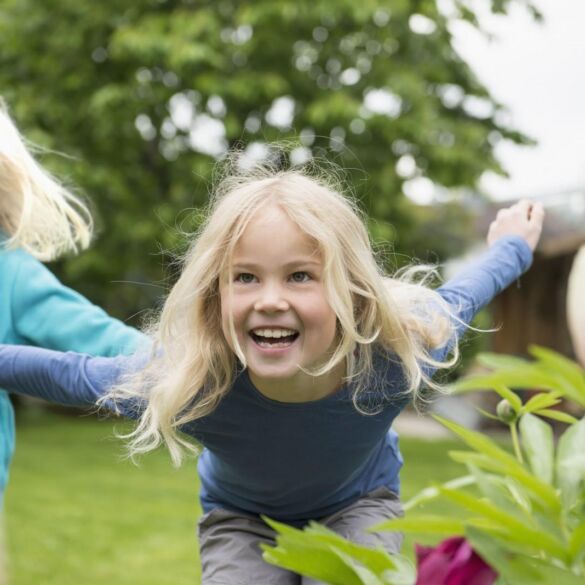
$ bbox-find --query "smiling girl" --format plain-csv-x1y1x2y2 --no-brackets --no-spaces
0,159,543,584
222,204,343,402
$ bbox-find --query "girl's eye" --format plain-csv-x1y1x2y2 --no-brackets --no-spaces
290,271,311,283
235,273,257,284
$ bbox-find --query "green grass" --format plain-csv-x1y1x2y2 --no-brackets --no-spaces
4,409,464,584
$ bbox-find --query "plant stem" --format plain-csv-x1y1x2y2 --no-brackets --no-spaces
510,422,523,463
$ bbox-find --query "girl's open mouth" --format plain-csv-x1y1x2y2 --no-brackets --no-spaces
250,328,300,349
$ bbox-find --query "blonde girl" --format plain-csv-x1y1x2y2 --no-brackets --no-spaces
0,156,544,585
0,101,145,503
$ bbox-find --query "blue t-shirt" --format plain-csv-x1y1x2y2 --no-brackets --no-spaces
0,245,147,498
0,236,532,521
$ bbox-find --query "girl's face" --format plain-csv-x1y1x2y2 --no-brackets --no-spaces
220,205,342,401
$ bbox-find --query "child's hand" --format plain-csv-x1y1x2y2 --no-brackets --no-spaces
487,199,544,251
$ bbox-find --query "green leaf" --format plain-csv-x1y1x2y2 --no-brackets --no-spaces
467,463,526,516
556,417,585,510
300,522,401,576
373,515,465,536
467,527,584,585
448,451,560,511
568,521,585,563
452,366,580,403
436,416,560,509
449,373,504,393
434,415,518,466
493,384,523,412
504,477,532,515
528,345,585,406
380,556,416,585
403,475,475,511
263,543,377,585
262,517,405,584
476,352,529,370
535,409,579,425
519,413,554,484
262,519,379,585
475,406,501,421
439,487,569,561
521,392,563,414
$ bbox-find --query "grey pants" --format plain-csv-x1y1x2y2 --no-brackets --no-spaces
197,487,403,585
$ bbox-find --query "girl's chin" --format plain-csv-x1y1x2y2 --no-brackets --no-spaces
247,362,299,381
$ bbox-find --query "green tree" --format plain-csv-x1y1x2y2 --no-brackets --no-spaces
0,0,539,320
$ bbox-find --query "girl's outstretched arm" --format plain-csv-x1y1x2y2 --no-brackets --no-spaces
437,200,545,335
0,345,142,417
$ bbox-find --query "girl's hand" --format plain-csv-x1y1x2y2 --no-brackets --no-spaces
487,199,545,251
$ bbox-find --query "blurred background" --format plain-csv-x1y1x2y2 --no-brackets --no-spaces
2,0,583,356
3,0,579,321
2,0,584,583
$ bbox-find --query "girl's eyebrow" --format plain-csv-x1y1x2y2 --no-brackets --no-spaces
232,258,323,270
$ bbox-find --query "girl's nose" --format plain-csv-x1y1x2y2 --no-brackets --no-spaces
253,285,289,313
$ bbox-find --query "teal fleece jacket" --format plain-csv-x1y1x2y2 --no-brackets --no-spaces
0,245,146,498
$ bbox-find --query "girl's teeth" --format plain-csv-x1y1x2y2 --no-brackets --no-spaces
254,328,295,338
257,339,293,348
251,329,298,348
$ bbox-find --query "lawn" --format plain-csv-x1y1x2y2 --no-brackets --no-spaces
4,409,464,585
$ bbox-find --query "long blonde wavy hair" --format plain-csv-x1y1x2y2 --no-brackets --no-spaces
0,100,92,260
108,157,460,465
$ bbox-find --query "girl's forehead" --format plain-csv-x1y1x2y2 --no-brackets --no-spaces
247,203,289,227
242,206,316,243
227,205,322,265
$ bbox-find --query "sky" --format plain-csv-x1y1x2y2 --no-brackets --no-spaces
452,0,585,201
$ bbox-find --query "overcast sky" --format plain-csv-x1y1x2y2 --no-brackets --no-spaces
452,0,585,200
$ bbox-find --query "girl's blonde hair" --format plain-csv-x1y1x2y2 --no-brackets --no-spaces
0,100,92,260
108,155,460,465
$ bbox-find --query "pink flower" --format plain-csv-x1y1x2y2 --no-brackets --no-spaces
415,537,498,585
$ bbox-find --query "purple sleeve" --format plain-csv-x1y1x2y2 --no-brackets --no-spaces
0,345,144,418
438,235,533,332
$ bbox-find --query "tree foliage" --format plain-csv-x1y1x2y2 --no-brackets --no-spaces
0,0,539,320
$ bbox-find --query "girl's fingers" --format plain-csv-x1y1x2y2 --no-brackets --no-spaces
514,199,533,219
530,202,545,222
513,199,544,224
487,199,545,251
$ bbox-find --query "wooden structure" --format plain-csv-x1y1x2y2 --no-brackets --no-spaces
475,190,585,358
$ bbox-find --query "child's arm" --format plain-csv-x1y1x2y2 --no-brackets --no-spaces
0,344,141,416
438,200,545,328
9,249,147,356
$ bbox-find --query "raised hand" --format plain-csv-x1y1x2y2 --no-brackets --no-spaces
487,199,545,251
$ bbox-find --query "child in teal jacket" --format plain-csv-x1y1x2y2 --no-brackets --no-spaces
0,102,145,501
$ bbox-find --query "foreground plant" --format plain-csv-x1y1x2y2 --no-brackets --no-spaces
379,346,585,584
261,519,415,585
263,346,585,584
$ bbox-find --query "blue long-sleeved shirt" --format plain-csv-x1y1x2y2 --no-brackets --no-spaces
0,244,147,498
0,236,532,521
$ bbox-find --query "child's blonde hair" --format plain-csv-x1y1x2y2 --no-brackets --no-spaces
0,100,92,260
108,155,460,465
